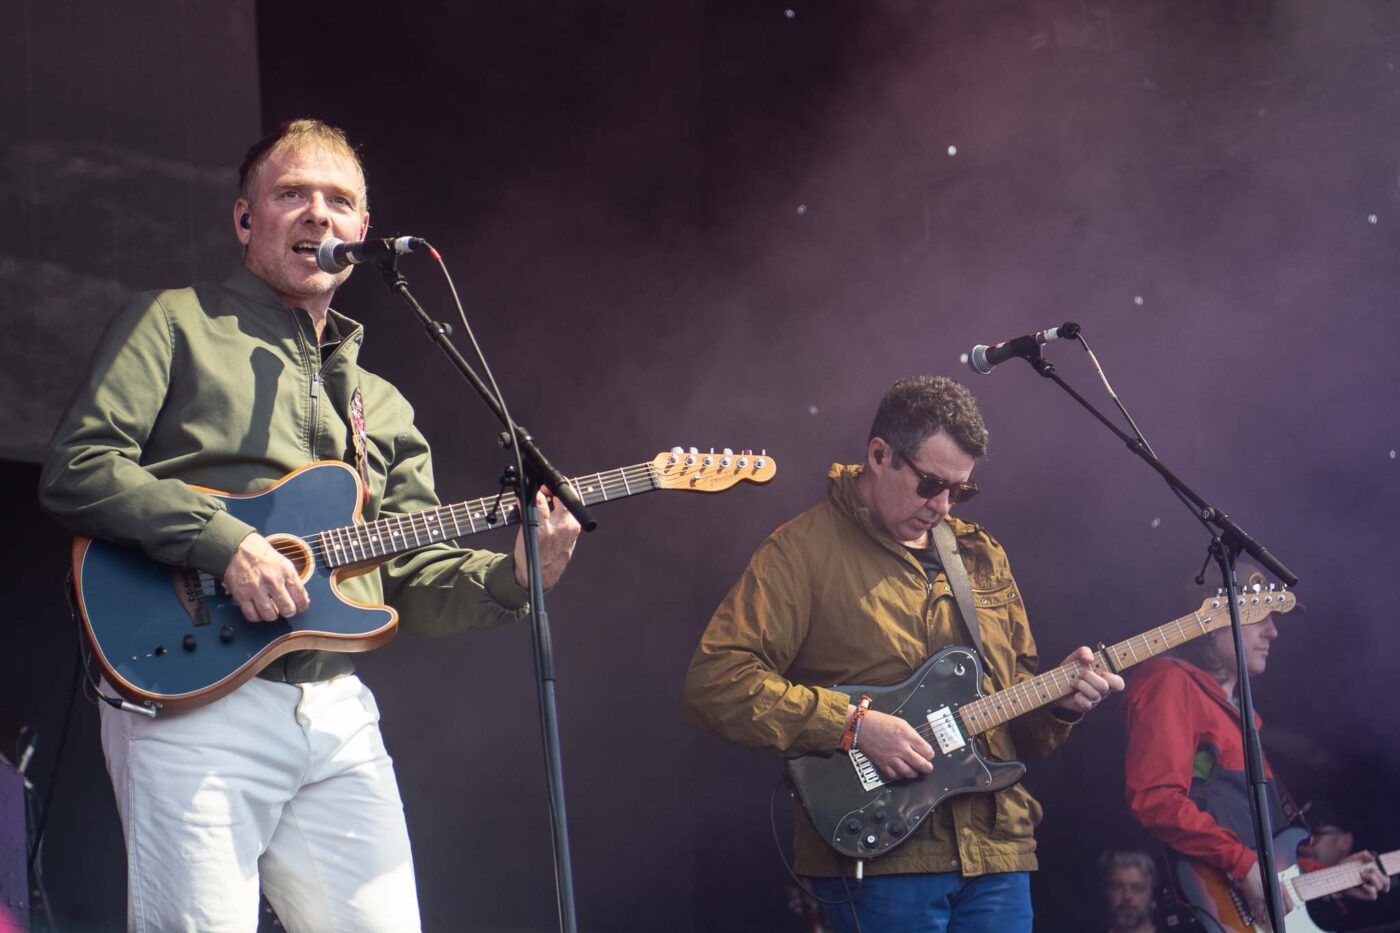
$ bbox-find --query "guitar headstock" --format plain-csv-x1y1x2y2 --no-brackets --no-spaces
651,447,777,492
1197,586,1297,630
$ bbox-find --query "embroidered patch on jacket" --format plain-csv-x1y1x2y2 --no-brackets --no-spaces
349,388,372,504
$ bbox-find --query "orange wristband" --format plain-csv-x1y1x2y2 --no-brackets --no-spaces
840,694,873,751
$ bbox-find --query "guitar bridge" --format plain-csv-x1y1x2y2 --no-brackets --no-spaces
170,570,215,627
926,706,965,754
848,749,884,792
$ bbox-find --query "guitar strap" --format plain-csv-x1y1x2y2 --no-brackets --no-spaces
930,522,996,687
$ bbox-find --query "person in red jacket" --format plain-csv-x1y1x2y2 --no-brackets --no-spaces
1121,564,1388,928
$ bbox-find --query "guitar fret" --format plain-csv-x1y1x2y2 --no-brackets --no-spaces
315,532,335,567
303,461,672,570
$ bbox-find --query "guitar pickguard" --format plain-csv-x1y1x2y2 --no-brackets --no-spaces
786,646,1026,860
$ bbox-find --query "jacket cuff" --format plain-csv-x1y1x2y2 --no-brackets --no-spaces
811,686,855,751
1229,846,1259,882
485,554,530,611
189,509,256,575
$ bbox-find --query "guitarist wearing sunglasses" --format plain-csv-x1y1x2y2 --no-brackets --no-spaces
684,375,1123,932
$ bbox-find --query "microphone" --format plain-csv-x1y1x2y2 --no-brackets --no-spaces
316,236,426,273
966,322,1080,375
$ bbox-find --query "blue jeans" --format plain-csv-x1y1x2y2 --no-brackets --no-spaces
805,871,1032,933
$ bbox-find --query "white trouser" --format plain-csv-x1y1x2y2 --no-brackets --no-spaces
99,674,421,932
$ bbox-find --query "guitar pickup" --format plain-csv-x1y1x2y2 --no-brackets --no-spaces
848,749,885,792
926,706,965,754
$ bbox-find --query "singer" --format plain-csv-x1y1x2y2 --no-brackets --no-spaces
683,375,1124,932
38,119,581,931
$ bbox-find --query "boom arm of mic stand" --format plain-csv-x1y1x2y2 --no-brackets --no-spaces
379,264,597,531
1020,353,1295,585
1017,348,1293,932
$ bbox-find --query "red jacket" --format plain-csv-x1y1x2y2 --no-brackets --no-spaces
1122,657,1291,882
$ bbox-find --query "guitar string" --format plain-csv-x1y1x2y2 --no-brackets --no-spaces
192,463,655,597
911,603,1282,744
1291,852,1398,899
206,455,763,589
294,455,767,566
904,615,1227,741
257,462,662,567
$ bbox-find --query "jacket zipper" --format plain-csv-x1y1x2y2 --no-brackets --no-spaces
310,369,322,458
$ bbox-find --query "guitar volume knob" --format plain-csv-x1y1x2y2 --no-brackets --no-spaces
219,626,235,644
182,634,197,651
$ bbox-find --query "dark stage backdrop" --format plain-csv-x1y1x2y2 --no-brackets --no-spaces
6,0,1400,930
0,1,261,463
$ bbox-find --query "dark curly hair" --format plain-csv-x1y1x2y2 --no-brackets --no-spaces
868,376,988,459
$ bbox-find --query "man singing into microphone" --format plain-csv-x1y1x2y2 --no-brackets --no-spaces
684,375,1123,931
39,119,581,931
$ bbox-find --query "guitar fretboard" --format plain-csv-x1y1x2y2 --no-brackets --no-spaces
313,462,660,567
956,606,1231,736
1293,849,1400,903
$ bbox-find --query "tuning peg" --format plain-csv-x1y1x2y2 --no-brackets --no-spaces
741,449,752,456
671,446,684,455
688,447,698,455
722,448,733,456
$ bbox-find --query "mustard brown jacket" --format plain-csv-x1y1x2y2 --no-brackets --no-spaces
684,464,1077,877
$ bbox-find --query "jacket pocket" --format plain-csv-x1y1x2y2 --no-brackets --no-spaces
992,782,1043,841
968,581,1018,686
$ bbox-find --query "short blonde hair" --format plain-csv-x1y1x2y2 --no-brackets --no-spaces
238,118,368,212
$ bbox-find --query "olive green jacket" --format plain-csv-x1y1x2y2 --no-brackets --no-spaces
40,268,528,680
684,464,1077,877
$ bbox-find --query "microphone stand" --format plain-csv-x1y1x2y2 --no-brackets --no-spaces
1016,344,1295,932
378,257,595,933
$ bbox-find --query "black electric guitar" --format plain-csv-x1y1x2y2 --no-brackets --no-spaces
786,589,1296,859
73,448,775,713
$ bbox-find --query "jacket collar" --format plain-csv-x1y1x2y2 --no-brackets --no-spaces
826,462,971,553
222,267,365,354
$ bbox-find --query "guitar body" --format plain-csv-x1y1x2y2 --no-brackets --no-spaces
74,462,397,712
1173,826,1324,932
785,646,1026,860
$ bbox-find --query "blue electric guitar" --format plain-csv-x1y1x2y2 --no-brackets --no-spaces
73,449,776,713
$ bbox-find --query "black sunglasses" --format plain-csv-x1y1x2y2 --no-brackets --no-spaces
894,451,980,504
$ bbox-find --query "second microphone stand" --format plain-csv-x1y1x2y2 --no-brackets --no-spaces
1019,343,1295,933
